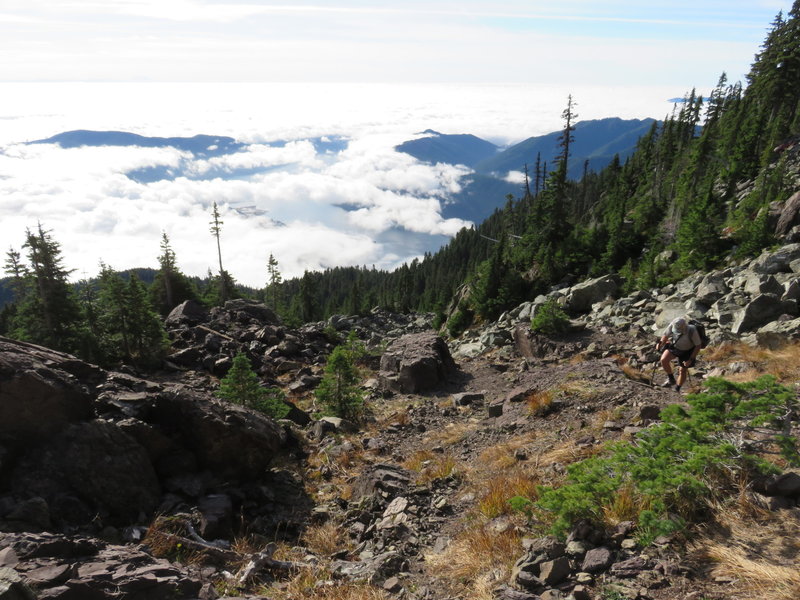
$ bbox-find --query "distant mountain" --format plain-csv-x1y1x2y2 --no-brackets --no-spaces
29,130,350,184
32,130,247,157
395,129,499,167
474,117,658,179
397,118,660,223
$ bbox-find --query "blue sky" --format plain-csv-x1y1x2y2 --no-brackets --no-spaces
0,1,793,85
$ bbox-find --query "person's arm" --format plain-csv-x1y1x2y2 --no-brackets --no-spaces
656,334,670,351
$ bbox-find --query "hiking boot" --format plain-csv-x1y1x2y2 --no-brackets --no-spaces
674,385,682,393
661,375,676,387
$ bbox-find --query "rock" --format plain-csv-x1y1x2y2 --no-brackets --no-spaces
513,326,557,359
756,317,800,349
494,584,541,600
580,547,614,573
379,333,456,393
731,294,798,334
165,300,208,326
569,585,591,600
743,273,785,297
151,387,285,480
695,275,729,306
330,552,406,585
564,275,621,313
11,421,160,524
538,557,570,586
223,299,280,324
198,494,233,540
452,392,485,407
4,498,50,531
565,541,588,557
383,576,403,594
350,464,412,505
775,191,800,236
751,243,800,274
610,556,653,577
487,402,504,418
522,536,566,559
0,566,36,600
0,338,94,450
0,532,201,600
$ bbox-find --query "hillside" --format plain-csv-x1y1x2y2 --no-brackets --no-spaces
3,239,800,599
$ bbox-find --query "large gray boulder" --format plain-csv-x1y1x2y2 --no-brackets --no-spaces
11,421,161,524
152,386,286,480
165,300,208,326
564,275,620,313
750,244,800,274
379,333,456,393
223,299,279,324
695,274,729,306
0,338,96,451
756,317,800,349
731,294,799,334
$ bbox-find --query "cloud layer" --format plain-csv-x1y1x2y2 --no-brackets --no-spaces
0,81,684,286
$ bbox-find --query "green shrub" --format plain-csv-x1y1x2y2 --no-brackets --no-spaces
446,307,473,338
530,299,570,335
315,334,365,421
217,353,289,419
535,376,798,542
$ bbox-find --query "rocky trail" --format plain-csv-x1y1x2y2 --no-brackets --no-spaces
3,242,800,600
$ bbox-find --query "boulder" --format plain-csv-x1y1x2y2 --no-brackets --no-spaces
223,300,279,325
330,551,407,585
695,275,729,306
11,421,161,524
165,300,208,326
775,191,800,237
513,326,557,359
0,338,95,450
379,333,456,394
750,243,800,274
581,547,614,573
350,464,412,505
564,275,620,313
743,273,785,297
731,294,798,334
151,387,286,480
0,566,36,600
756,318,800,349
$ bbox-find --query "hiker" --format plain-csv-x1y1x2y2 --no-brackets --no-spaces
656,317,702,392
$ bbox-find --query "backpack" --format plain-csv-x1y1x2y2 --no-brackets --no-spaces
688,319,709,349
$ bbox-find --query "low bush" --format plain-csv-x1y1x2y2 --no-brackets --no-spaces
530,300,570,335
531,376,798,542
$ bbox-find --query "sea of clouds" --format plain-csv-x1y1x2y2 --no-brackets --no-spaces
0,81,678,287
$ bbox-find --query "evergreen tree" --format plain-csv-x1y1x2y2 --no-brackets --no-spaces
96,265,167,367
265,253,282,312
217,353,289,419
315,333,365,421
150,232,198,315
8,224,84,352
209,202,228,304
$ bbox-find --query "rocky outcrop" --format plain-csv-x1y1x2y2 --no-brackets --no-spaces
379,333,456,393
0,337,301,539
0,532,201,600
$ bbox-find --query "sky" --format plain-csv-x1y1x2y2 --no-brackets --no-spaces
0,1,794,287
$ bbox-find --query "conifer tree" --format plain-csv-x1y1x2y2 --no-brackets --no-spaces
9,224,84,352
217,353,289,419
209,202,228,304
315,333,365,420
150,232,198,315
265,253,282,312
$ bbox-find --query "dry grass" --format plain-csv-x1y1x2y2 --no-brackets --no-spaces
301,519,353,557
267,571,391,600
477,434,536,470
423,421,479,447
403,450,460,484
425,522,521,599
689,495,800,600
143,515,205,565
476,470,540,518
703,341,800,383
525,389,554,415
